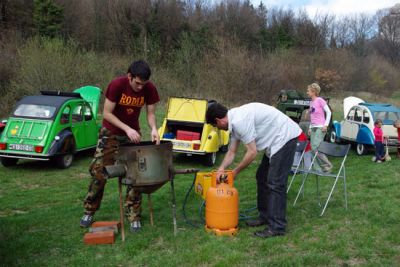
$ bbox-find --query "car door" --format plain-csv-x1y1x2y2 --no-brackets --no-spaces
83,103,98,147
71,102,86,149
350,107,363,139
341,107,356,140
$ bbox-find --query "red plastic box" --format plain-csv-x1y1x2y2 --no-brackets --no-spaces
176,130,200,141
84,231,115,245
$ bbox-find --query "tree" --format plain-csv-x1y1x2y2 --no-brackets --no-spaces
33,0,63,38
376,4,400,64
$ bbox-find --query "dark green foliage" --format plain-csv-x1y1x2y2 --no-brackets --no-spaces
33,0,63,38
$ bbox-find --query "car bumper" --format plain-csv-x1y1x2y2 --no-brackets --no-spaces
172,149,206,155
386,139,399,146
0,152,50,161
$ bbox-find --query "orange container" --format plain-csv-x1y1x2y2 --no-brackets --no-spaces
205,175,239,231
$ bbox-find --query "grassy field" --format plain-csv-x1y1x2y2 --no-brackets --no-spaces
1,109,400,267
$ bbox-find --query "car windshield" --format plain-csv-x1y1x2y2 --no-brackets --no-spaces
14,104,56,119
373,111,400,124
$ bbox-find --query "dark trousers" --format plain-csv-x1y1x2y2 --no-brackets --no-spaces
374,141,384,160
256,138,297,233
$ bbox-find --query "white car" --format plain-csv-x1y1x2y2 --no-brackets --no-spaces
331,97,400,155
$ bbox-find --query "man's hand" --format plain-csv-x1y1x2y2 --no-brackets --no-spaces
151,128,160,144
126,128,141,143
322,126,327,133
216,168,225,184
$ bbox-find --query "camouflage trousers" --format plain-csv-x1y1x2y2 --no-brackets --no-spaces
83,127,142,222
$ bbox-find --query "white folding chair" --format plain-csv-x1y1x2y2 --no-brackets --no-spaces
287,140,308,193
293,141,351,216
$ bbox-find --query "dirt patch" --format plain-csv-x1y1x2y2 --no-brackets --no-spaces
21,184,40,190
0,209,29,217
78,172,88,179
347,257,367,266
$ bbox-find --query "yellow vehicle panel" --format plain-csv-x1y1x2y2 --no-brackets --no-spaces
166,97,207,123
159,97,230,166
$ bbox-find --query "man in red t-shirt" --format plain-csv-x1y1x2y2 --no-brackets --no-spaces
80,60,160,232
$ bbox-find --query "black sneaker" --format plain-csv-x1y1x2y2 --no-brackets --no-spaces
254,228,284,238
80,214,93,228
130,221,141,233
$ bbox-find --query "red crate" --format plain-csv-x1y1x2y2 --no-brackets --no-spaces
84,231,115,245
176,130,200,141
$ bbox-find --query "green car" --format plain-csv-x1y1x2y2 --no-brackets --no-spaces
0,86,101,168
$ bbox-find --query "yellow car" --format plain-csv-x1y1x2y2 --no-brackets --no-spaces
158,97,229,166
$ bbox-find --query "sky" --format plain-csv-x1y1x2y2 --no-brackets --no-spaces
250,0,400,16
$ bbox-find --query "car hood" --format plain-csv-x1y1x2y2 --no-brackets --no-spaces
343,97,364,118
166,97,208,123
73,86,101,119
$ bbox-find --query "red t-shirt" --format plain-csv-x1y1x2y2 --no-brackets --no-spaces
373,127,383,142
298,132,311,152
102,76,160,136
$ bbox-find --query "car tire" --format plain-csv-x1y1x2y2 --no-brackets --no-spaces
220,144,229,153
204,152,217,166
56,153,74,169
329,131,337,143
356,143,367,155
0,157,18,167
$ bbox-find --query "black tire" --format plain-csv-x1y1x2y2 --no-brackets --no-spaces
0,157,18,167
356,143,367,155
220,144,229,153
204,152,217,166
329,130,337,143
56,153,74,169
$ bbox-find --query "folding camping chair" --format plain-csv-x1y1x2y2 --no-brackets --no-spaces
287,140,308,193
293,141,351,216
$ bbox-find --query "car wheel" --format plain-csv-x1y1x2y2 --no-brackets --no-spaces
56,153,74,169
0,157,18,167
356,143,367,155
329,131,337,143
220,144,229,153
204,152,217,166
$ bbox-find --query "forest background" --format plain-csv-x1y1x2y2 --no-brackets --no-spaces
1,0,400,117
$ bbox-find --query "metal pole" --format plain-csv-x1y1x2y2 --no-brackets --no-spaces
170,176,177,236
148,194,154,226
118,176,125,242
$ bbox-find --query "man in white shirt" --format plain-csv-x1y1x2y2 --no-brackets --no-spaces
206,102,301,238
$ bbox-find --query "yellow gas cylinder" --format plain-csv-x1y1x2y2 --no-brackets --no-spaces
205,171,239,236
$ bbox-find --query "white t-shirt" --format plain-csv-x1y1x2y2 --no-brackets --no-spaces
228,103,302,157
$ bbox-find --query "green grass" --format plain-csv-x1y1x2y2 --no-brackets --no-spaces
1,110,400,267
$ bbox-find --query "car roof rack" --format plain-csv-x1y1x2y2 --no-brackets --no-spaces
40,90,82,98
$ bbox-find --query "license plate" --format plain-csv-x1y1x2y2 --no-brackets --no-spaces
294,100,310,105
9,144,34,152
173,141,192,149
